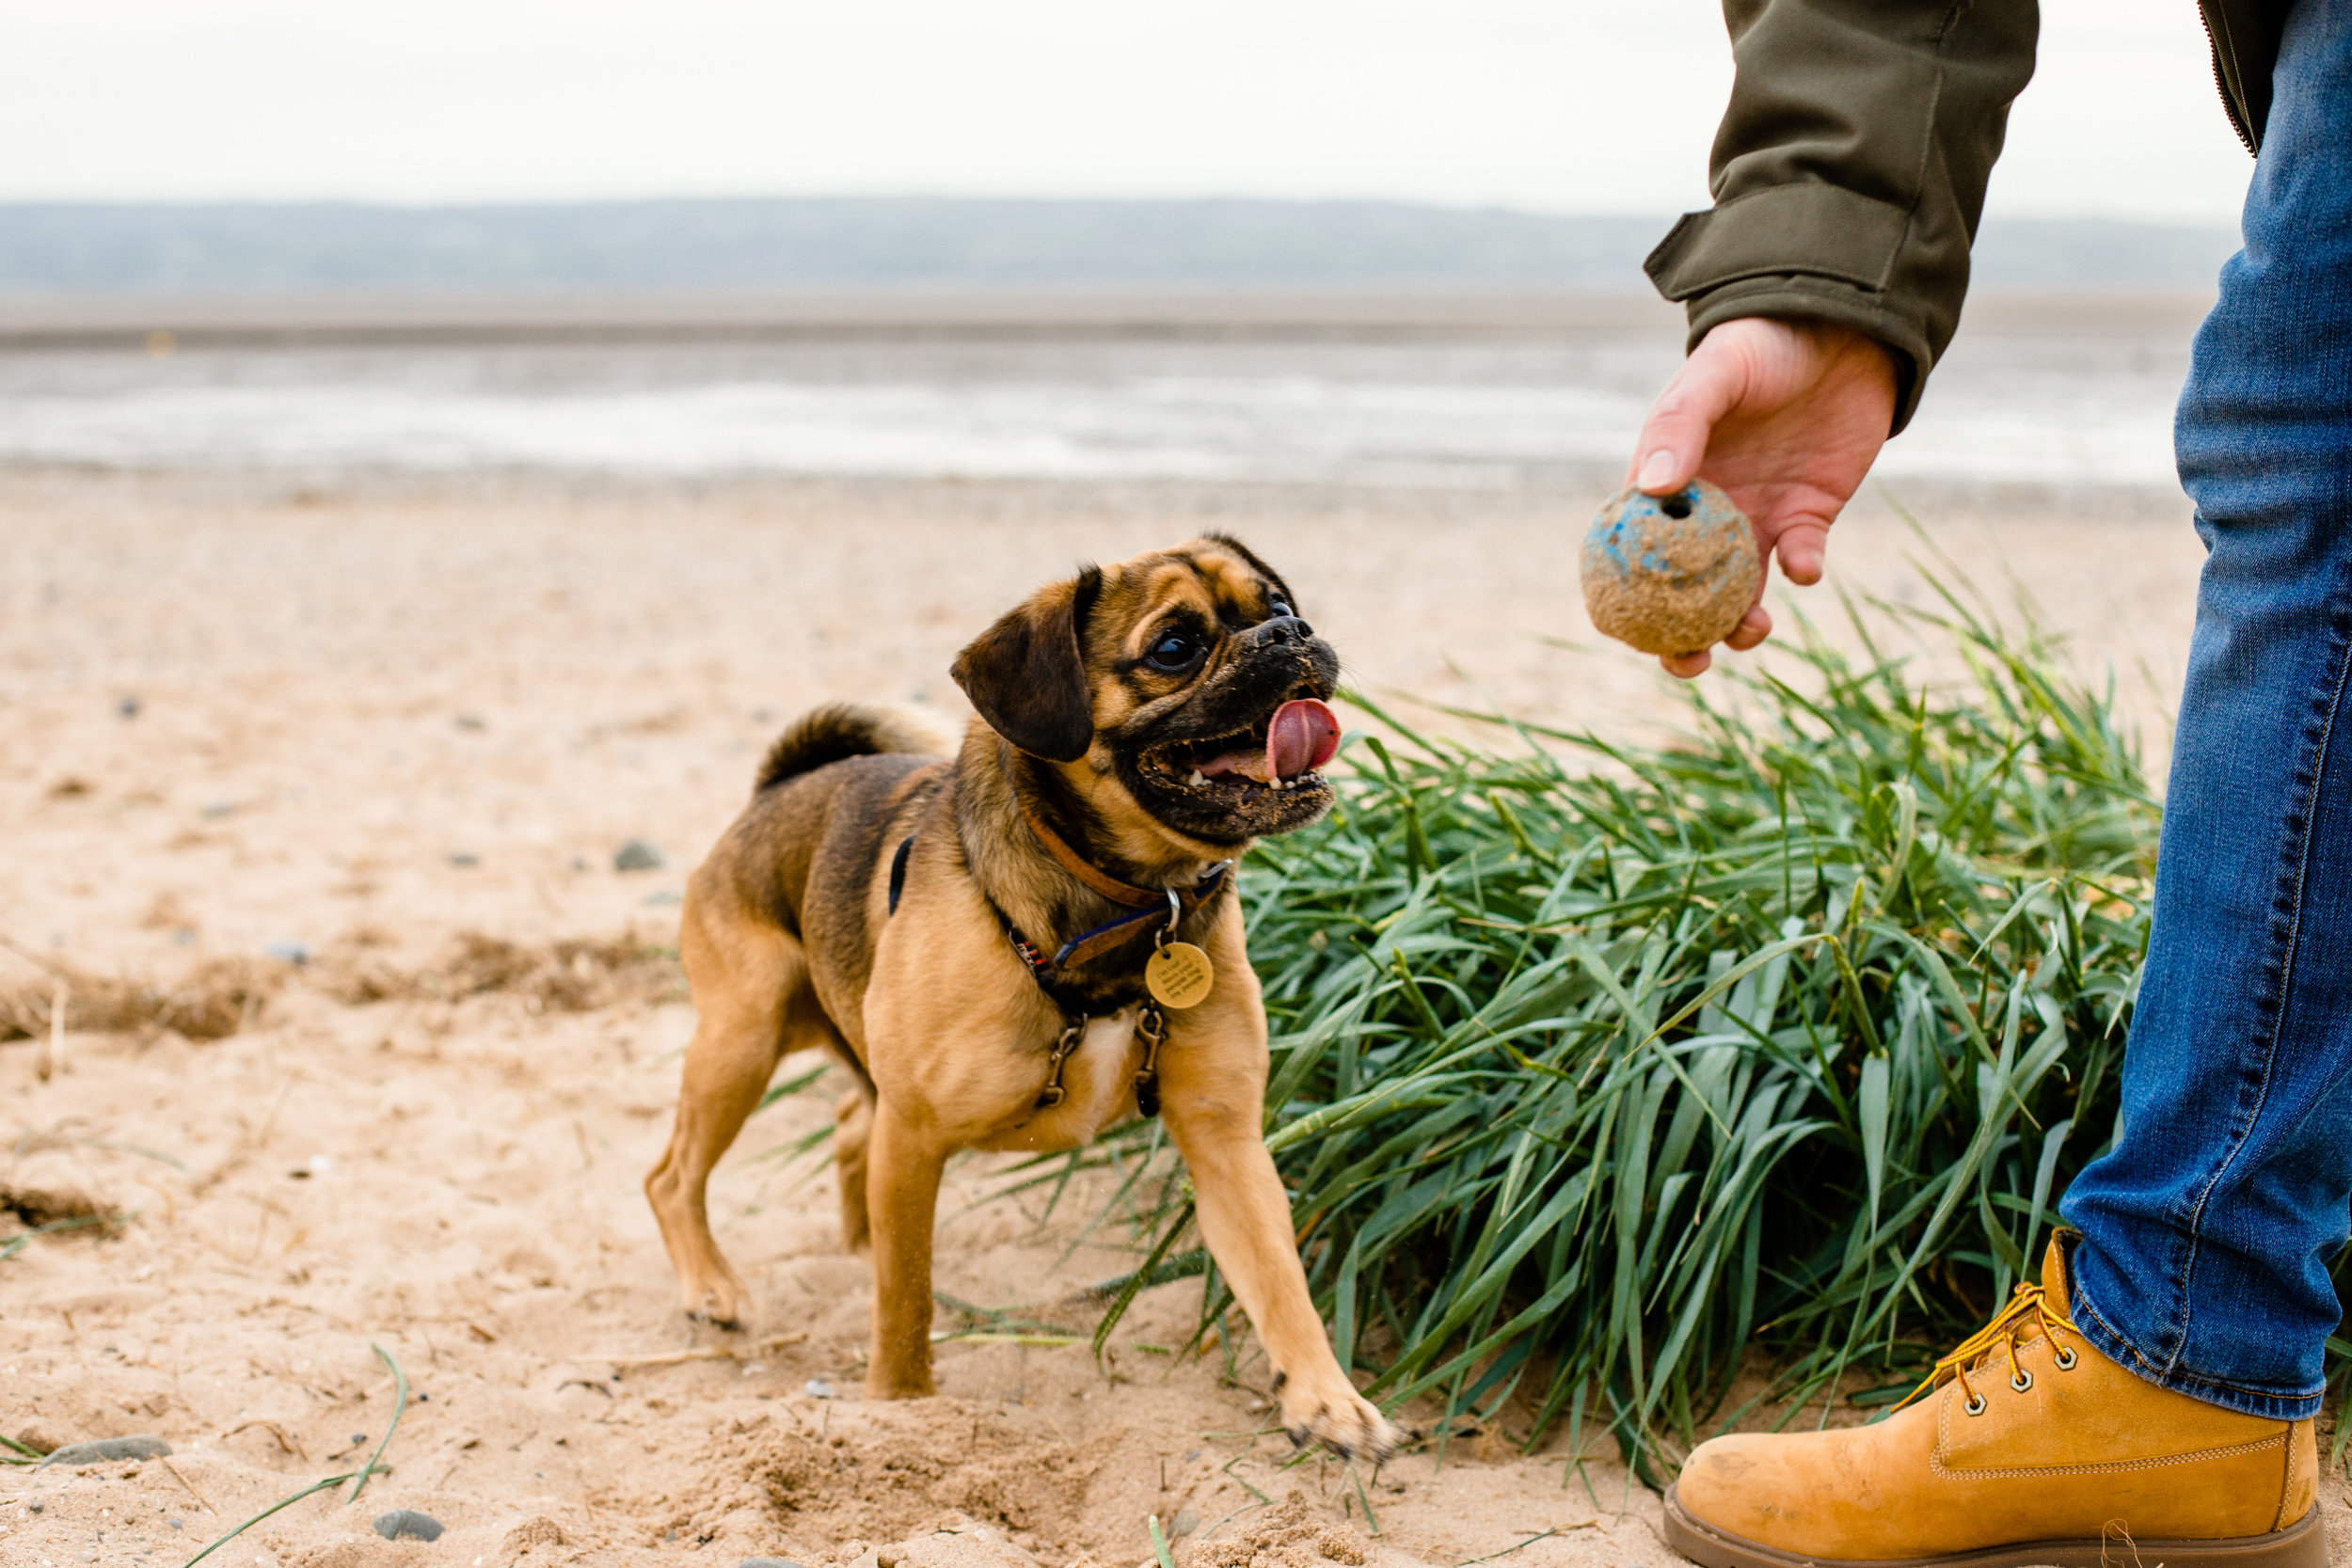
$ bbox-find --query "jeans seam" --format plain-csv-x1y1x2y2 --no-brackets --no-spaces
2166,555,2352,1381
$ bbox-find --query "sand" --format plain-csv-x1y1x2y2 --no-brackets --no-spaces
8,466,2328,1568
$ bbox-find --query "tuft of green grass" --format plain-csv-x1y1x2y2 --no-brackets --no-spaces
1069,584,2171,1475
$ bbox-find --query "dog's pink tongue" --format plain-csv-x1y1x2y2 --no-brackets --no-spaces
1266,698,1340,781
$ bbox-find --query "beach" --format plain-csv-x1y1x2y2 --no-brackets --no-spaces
0,335,2316,1566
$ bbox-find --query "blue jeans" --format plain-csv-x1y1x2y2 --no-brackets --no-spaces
2058,0,2352,1423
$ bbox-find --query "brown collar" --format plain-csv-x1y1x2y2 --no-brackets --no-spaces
1016,800,1229,967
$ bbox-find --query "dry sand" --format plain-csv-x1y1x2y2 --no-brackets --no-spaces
8,467,2325,1568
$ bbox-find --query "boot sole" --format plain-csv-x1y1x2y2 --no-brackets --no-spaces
1661,1485,2326,1568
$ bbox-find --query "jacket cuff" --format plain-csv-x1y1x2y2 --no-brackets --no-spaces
1645,184,1937,436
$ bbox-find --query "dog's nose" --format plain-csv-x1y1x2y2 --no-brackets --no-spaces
1245,614,1314,648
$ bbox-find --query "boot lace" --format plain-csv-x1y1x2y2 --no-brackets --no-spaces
1893,1280,2078,1415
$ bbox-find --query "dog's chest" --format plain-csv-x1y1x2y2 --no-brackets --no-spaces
972,1006,1142,1151
1064,1007,1142,1132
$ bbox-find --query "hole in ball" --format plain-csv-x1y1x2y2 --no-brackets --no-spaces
1660,493,1693,519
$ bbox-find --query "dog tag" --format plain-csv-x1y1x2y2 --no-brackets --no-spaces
1146,942,1215,1009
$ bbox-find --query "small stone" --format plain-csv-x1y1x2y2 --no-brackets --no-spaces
613,838,664,872
803,1379,838,1400
262,941,310,966
642,890,682,907
36,1435,170,1468
117,695,141,719
1581,479,1763,657
453,714,486,731
448,851,480,868
740,1560,807,1568
373,1509,445,1543
1170,1509,1200,1538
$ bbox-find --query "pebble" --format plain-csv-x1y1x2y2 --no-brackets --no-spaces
613,838,664,872
740,1560,809,1568
448,851,481,868
36,1435,170,1469
262,940,311,966
1171,1509,1201,1538
373,1509,445,1543
117,695,141,719
1581,479,1762,657
803,1379,838,1400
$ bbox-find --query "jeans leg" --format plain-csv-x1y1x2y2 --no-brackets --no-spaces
2057,0,2352,1422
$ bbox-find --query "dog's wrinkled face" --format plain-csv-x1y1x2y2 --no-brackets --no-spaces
950,534,1342,847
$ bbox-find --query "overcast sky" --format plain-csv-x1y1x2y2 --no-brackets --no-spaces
0,1,2251,224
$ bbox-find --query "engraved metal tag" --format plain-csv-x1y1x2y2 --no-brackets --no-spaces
1145,942,1215,1008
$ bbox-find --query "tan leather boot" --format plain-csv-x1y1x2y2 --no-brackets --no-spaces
1664,1237,2322,1568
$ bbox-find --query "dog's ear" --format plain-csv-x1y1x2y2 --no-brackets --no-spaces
951,567,1100,763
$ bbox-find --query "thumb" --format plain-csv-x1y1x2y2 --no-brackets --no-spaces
1628,341,1750,495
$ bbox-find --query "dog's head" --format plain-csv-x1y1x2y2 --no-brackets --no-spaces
950,534,1342,850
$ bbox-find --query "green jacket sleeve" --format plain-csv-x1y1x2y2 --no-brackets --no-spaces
1645,0,2040,433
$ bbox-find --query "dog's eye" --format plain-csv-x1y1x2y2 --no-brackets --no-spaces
1145,630,1200,671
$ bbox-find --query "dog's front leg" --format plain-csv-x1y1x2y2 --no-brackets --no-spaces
863,1097,946,1397
1158,954,1404,1461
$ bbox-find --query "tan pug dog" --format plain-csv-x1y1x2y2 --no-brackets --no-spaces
643,533,1402,1459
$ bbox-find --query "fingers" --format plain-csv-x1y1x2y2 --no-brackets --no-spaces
1724,602,1772,651
1627,338,1752,497
1658,604,1771,681
1774,520,1831,586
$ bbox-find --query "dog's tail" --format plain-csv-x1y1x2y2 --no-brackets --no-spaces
753,703,955,794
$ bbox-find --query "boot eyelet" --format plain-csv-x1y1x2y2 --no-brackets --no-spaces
2010,1370,2034,1393
1963,1394,1986,1417
2053,1347,2077,1370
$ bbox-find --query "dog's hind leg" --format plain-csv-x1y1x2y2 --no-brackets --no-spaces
645,889,819,1326
832,1088,873,1253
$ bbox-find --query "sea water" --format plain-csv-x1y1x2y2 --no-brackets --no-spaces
0,319,2188,490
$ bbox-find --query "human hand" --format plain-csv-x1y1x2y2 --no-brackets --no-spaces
1624,317,1898,677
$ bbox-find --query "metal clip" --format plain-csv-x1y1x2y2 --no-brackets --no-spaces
1134,1002,1168,1119
1036,1015,1088,1109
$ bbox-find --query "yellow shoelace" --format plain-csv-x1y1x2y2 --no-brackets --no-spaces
1893,1280,2077,1413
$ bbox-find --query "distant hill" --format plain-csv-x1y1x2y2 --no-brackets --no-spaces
0,198,2237,293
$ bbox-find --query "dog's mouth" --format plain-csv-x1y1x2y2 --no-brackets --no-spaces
1140,696,1342,799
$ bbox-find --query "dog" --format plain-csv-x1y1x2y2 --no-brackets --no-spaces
644,533,1402,1459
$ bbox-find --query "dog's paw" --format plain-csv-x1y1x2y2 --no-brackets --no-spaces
1277,1370,1406,1463
679,1274,749,1329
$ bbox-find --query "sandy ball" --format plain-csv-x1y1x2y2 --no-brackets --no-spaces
1581,480,1763,657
